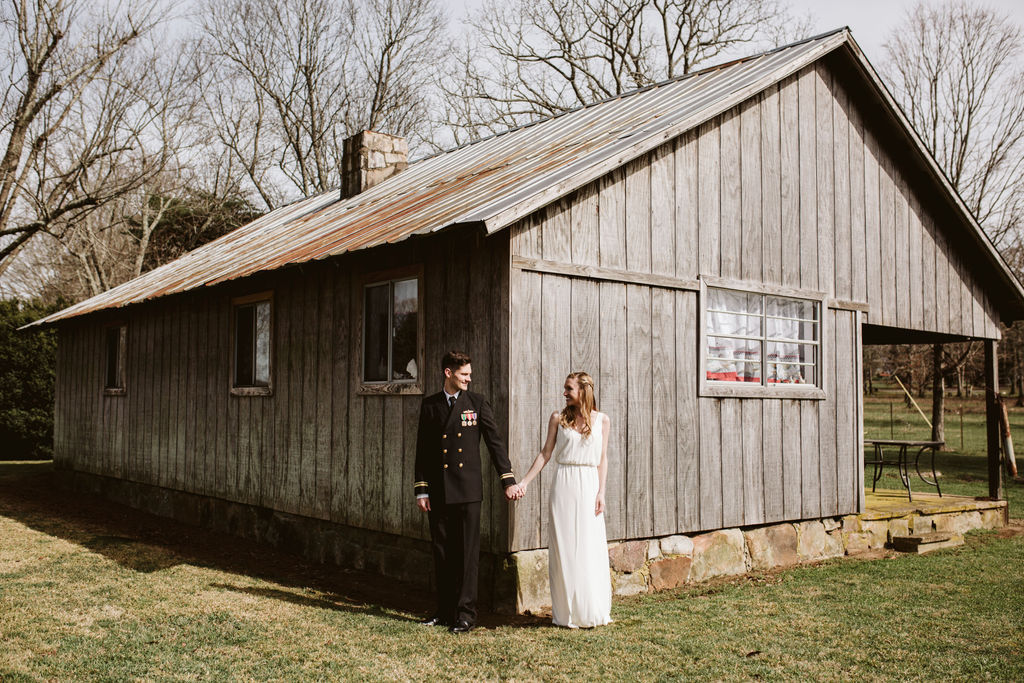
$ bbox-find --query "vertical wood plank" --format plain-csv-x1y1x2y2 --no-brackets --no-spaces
570,279,600,374
599,281,627,541
201,299,215,496
819,310,839,517
815,63,835,296
538,274,571,547
878,156,896,327
598,169,626,270
798,67,819,290
908,195,924,329
800,400,820,518
863,130,882,319
175,299,189,490
894,175,910,328
699,399,723,530
651,288,675,536
363,395,383,530
742,399,764,525
835,311,855,514
780,75,801,289
315,271,334,517
275,283,294,512
720,399,743,528
571,183,599,267
854,312,865,512
542,198,572,264
762,399,784,521
510,268,542,550
676,132,699,280
299,276,319,516
698,120,721,278
849,96,867,303
331,268,351,524
720,111,741,280
675,291,700,532
833,78,852,302
741,98,762,284
216,295,231,500
921,210,937,332
625,285,653,539
650,146,675,277
625,158,652,274
761,84,783,287
382,395,404,535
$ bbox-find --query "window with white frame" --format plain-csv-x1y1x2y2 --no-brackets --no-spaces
704,286,820,389
363,276,419,384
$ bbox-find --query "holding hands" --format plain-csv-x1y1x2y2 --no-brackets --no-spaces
504,483,525,501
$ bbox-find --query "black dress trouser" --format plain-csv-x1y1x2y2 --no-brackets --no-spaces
428,501,481,624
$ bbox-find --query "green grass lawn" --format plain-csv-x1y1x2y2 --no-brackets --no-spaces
864,384,1024,513
2,456,1024,681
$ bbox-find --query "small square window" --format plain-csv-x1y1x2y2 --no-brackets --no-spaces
233,295,272,394
104,325,126,395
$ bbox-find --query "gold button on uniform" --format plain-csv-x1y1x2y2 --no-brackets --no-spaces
442,434,447,439
458,463,463,468
457,433,462,437
443,449,447,454
444,464,448,469
458,448,462,453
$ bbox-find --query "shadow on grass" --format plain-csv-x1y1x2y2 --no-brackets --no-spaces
0,460,547,629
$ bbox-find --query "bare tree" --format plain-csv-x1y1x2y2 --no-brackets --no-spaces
0,0,167,277
882,1,1024,446
433,0,808,143
882,1,1024,253
199,0,446,209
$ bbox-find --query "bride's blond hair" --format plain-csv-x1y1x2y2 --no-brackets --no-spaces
559,371,597,437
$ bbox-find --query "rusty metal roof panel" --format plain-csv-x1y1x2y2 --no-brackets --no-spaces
34,30,850,326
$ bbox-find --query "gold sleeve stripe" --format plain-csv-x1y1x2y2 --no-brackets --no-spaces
414,481,429,487
500,473,516,480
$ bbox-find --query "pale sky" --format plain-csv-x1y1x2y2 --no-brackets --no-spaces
445,0,1024,68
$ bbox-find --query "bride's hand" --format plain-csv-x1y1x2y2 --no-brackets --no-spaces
594,493,605,516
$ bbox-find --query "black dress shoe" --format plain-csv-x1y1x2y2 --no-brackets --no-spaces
420,615,448,627
449,619,474,633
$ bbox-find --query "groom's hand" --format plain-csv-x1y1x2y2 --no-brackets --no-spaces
504,484,522,501
417,497,430,512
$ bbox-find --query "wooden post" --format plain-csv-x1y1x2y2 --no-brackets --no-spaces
985,340,1003,500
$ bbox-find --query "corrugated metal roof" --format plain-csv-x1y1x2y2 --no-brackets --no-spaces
33,30,848,326
31,26,1024,325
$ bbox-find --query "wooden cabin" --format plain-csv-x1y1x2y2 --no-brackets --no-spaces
34,29,1024,603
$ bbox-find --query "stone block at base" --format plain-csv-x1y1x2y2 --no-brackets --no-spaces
511,548,550,615
690,529,745,582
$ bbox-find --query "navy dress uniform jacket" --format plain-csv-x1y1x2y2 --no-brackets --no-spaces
414,390,516,505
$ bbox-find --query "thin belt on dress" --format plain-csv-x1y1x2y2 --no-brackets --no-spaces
556,462,597,468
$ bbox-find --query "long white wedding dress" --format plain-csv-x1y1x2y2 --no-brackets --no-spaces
548,412,612,628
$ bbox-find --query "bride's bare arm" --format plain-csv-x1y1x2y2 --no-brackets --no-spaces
596,413,610,515
519,412,560,492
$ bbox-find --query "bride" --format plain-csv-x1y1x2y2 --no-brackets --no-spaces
519,371,612,628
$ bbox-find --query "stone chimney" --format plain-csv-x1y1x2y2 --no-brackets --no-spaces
341,130,408,199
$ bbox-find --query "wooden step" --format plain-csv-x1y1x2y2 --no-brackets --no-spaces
890,532,964,554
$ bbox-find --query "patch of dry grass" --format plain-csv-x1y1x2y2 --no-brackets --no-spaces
2,460,1023,681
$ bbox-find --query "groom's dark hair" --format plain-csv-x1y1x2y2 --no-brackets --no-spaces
442,350,471,373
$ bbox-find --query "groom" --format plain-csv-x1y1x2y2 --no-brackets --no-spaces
414,350,522,633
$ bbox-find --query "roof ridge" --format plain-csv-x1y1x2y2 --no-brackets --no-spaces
416,27,850,163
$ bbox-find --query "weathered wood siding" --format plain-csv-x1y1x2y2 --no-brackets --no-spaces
507,57,1005,550
53,229,511,553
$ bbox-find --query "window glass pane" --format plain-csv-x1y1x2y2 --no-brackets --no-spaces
235,305,255,386
254,301,271,386
707,288,762,337
766,297,817,342
737,339,761,382
767,343,816,384
105,327,121,388
391,278,418,380
364,284,390,382
707,335,742,382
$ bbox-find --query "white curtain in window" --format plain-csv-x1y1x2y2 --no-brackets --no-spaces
706,289,760,382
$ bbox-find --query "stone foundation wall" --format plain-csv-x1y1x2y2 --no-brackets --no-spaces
510,503,1008,614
